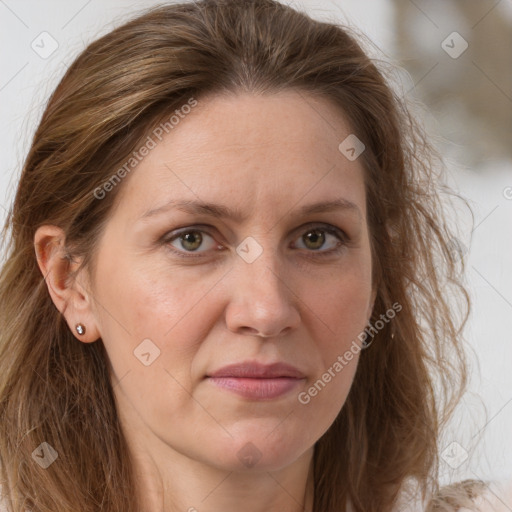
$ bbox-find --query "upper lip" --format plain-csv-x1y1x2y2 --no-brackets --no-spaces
207,361,305,379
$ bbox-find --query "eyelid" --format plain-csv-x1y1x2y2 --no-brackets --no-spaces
162,222,349,259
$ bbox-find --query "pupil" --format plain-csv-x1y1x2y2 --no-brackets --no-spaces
183,231,201,250
306,230,324,249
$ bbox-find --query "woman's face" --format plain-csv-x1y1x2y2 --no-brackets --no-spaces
86,90,375,472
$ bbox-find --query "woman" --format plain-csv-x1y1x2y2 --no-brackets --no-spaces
0,1,504,511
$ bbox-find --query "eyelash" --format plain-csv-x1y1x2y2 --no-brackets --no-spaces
161,223,348,261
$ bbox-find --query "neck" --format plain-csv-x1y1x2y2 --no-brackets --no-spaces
130,441,315,512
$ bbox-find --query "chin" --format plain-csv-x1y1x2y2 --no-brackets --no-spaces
208,429,312,473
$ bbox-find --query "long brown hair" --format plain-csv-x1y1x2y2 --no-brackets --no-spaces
0,1,481,510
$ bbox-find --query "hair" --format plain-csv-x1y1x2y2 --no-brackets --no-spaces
0,1,485,511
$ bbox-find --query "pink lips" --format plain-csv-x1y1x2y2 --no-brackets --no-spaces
206,362,305,400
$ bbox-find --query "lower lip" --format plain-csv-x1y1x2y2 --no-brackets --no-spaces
207,377,304,400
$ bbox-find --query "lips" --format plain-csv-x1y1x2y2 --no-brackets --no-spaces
207,361,305,379
206,361,306,400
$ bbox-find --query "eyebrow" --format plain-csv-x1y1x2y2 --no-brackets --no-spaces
139,197,361,222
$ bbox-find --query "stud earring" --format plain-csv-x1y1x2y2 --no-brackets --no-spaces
75,323,86,336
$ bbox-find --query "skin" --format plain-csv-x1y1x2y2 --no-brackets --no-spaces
35,90,376,512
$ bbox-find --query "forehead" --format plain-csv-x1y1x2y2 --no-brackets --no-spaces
112,90,367,222
167,90,355,162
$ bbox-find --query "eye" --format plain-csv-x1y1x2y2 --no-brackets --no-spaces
166,229,220,256
162,223,347,259
292,225,346,256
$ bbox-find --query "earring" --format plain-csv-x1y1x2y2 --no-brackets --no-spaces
75,323,86,336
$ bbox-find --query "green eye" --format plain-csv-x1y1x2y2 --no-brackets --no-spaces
175,231,207,252
163,223,347,259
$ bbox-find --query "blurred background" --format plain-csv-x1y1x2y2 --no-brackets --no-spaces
1,0,511,503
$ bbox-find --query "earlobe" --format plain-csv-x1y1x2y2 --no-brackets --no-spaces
34,225,101,343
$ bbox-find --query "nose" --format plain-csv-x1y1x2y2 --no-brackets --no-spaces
224,246,301,338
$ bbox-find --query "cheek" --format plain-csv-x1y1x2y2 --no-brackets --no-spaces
93,254,215,378
299,260,371,410
92,263,210,425
296,272,369,425
307,261,373,339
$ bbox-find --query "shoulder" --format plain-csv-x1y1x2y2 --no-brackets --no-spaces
391,478,512,512
423,479,512,512
457,480,512,512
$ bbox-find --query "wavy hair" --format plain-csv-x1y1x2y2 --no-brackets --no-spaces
0,1,482,510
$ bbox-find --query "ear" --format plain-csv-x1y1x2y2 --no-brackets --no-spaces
34,225,101,343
